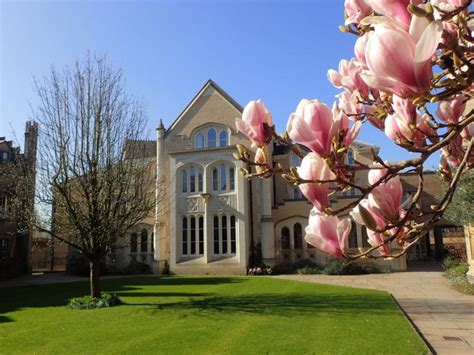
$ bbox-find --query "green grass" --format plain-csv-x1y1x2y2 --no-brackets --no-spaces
0,276,427,354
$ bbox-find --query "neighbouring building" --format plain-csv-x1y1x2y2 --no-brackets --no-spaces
101,80,464,275
0,122,38,278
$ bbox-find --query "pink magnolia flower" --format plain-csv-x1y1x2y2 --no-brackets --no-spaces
385,95,438,147
236,100,274,147
436,95,471,138
297,152,336,212
367,230,391,256
360,16,443,97
287,99,339,157
305,209,351,258
328,59,370,97
344,0,372,25
364,0,422,29
354,34,369,67
333,105,363,148
351,199,387,231
336,91,364,121
368,169,404,221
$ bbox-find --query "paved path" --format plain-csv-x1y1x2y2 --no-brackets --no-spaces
276,267,474,355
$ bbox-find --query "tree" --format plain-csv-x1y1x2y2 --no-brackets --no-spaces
32,55,154,297
234,1,473,262
445,170,474,225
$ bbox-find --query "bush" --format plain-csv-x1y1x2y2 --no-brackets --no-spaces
296,266,321,275
68,293,121,309
119,260,152,275
270,263,294,275
323,259,382,275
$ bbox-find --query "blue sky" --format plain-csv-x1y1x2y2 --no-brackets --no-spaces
0,0,439,168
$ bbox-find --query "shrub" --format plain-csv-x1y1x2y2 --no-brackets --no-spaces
68,293,121,309
323,259,382,275
247,266,272,275
296,266,321,275
119,260,152,275
270,263,294,275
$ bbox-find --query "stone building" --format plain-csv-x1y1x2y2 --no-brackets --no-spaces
0,122,38,278
101,80,461,275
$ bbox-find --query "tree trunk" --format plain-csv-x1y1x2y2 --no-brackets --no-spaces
89,260,101,298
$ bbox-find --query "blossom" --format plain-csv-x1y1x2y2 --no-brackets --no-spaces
287,99,338,157
333,105,363,148
305,209,351,258
368,169,404,221
364,0,421,29
436,95,466,124
328,59,370,97
236,100,274,147
254,147,270,174
297,152,336,212
354,34,369,67
359,16,443,97
367,230,391,256
384,95,438,147
344,0,372,25
335,91,364,121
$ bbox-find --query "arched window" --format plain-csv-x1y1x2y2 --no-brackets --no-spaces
198,217,204,255
190,216,196,255
208,128,217,148
140,229,148,253
293,188,302,199
212,168,218,191
294,223,303,249
190,166,196,193
347,149,354,165
219,130,228,146
229,168,235,191
182,217,188,255
220,164,227,191
230,215,236,254
198,168,204,192
213,216,219,254
181,170,188,193
195,133,205,149
281,227,290,250
130,233,138,253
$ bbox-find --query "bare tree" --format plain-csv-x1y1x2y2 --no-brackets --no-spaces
32,55,154,297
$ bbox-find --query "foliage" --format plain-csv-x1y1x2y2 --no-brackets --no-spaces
0,277,427,354
247,266,272,275
118,260,152,275
444,170,474,225
68,293,121,309
323,259,382,276
442,257,474,295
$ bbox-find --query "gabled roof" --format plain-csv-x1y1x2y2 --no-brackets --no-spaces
166,79,243,134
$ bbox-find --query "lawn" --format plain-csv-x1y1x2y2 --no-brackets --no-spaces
0,276,427,354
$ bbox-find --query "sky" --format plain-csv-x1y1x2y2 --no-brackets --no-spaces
0,0,439,169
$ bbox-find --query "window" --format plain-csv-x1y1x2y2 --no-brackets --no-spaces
293,188,302,199
195,133,205,149
222,216,228,254
230,216,236,254
198,168,204,192
219,130,228,146
291,154,302,167
349,220,358,248
151,233,154,253
0,239,10,259
130,233,138,253
294,223,303,249
212,168,218,191
208,128,217,148
229,168,235,191
213,216,219,254
198,217,204,255
182,217,188,255
220,164,227,191
140,229,148,253
190,166,196,193
190,216,196,255
347,149,354,165
281,227,290,250
182,170,188,193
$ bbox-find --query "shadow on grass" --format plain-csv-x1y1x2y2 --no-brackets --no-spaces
139,292,399,318
0,276,239,316
0,315,14,324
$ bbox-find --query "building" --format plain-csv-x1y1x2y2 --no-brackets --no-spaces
0,122,38,278
101,80,461,275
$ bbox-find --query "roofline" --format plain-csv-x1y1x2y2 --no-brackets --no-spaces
166,79,243,134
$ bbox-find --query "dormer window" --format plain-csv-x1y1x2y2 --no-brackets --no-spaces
193,127,230,149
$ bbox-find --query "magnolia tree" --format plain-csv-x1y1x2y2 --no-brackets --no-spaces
234,0,473,262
